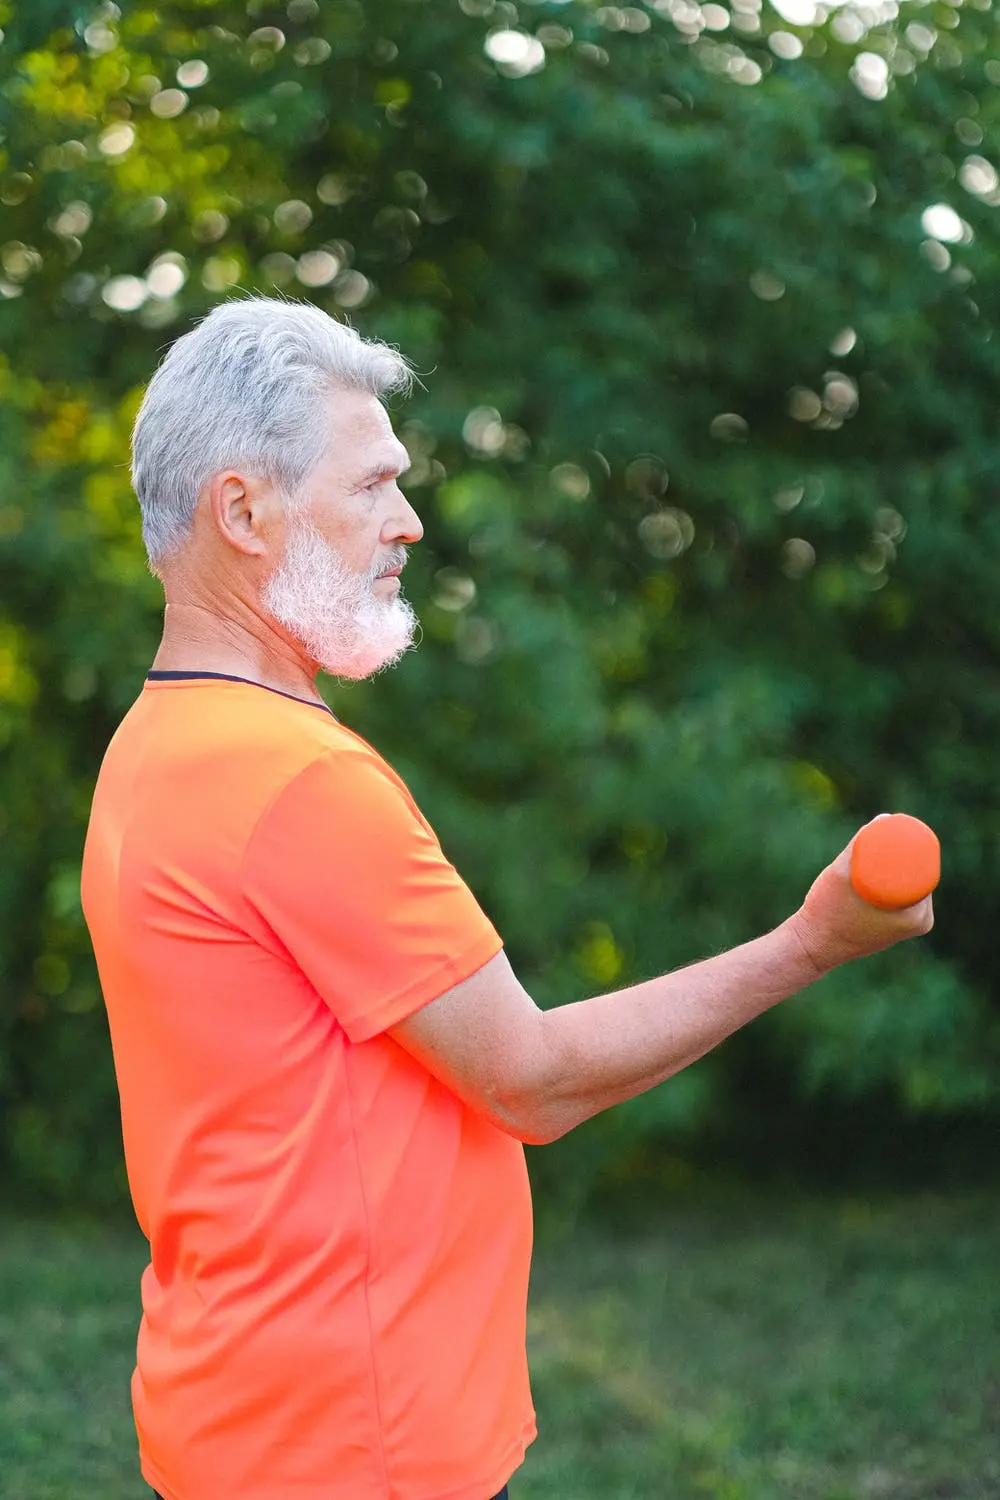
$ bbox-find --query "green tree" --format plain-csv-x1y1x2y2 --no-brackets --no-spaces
1,0,998,1205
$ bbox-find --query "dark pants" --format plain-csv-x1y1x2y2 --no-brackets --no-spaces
153,1490,509,1499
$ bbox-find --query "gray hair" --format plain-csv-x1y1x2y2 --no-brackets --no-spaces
131,296,413,568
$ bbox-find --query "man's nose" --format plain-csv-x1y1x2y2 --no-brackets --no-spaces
385,488,424,545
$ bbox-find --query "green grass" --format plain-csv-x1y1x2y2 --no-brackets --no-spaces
0,1217,149,1500
1,1193,997,1500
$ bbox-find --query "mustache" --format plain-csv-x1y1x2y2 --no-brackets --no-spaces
373,546,408,580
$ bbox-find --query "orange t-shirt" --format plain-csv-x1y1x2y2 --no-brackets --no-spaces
81,675,536,1500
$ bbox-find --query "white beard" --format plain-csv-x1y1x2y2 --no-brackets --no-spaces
262,516,417,680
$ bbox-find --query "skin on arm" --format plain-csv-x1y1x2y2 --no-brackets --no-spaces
389,828,934,1146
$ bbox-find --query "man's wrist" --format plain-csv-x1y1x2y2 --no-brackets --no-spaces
776,911,833,988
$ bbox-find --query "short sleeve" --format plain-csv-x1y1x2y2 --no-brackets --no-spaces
242,747,503,1043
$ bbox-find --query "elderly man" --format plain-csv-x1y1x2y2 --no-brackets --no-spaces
82,297,931,1500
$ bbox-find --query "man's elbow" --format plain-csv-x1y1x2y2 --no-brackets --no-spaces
438,1006,578,1144
480,1014,582,1145
483,1082,574,1147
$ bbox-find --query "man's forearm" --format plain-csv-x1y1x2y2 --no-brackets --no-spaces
392,833,931,1145
502,918,822,1144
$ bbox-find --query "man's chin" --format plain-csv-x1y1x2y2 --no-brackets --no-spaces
320,640,412,681
314,609,418,681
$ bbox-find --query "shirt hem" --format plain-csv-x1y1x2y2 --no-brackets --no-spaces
419,1415,537,1500
139,1412,537,1500
139,1458,172,1500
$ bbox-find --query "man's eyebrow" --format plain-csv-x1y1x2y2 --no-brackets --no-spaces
354,455,411,488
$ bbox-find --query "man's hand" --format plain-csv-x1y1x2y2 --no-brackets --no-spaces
789,821,935,980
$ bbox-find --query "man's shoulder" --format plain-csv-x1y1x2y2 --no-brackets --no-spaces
92,679,403,825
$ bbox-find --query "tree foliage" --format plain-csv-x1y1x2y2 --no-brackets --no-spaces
1,0,998,1205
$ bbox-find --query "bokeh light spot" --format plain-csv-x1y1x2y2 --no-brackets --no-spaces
710,412,749,442
576,923,624,985
730,56,763,85
202,256,241,291
829,326,857,356
274,199,313,234
260,251,297,286
1,172,34,206
192,210,229,243
823,373,859,417
433,568,477,612
768,0,816,25
485,30,546,77
539,23,574,47
875,506,906,542
769,30,802,58
906,22,936,51
249,26,286,51
920,239,951,272
151,89,188,118
50,202,93,238
749,269,785,300
781,537,815,578
831,10,866,44
145,254,187,299
638,508,695,560
455,615,500,664
959,156,999,198
98,123,135,156
955,117,983,147
851,52,888,100
294,37,332,65
1,242,42,280
102,275,148,311
626,456,669,500
550,463,591,501
773,482,804,511
463,407,506,455
296,249,341,286
84,23,117,53
921,203,967,244
177,60,209,88
334,270,371,308
317,174,351,206
132,196,168,226
788,387,822,422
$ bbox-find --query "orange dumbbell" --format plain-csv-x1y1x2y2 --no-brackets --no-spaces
850,813,940,910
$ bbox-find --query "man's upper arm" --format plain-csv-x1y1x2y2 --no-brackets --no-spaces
388,951,551,1141
243,746,503,1043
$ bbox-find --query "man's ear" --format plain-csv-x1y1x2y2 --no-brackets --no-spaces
205,471,278,558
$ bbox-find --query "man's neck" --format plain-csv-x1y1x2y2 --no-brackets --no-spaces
152,602,325,706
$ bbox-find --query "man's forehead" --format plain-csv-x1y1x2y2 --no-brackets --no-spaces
326,385,390,431
326,389,402,454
